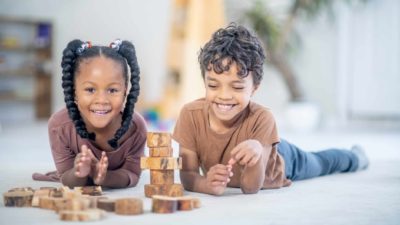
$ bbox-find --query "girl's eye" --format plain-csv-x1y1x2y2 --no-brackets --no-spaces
207,84,217,89
84,87,95,93
233,86,245,90
108,88,120,94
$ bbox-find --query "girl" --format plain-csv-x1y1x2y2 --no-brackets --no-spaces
33,39,147,188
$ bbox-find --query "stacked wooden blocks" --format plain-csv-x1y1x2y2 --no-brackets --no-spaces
141,132,184,198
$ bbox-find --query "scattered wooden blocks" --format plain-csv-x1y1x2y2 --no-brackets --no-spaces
115,198,143,215
59,209,105,221
97,199,116,212
74,186,102,196
3,190,34,207
151,195,201,213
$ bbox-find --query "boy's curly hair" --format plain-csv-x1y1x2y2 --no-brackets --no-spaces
198,23,266,85
60,40,140,149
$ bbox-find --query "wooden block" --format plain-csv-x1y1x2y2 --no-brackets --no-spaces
59,209,105,221
141,157,182,170
83,195,108,208
176,196,194,211
147,132,171,147
151,195,178,213
32,189,51,207
150,170,174,185
3,191,34,207
192,197,201,208
39,196,67,210
49,188,63,198
115,198,143,215
55,198,91,213
144,184,184,198
74,186,102,196
149,147,173,157
8,187,35,192
97,199,116,212
39,186,57,191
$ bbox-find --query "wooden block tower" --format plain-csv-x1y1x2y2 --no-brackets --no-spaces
141,132,184,198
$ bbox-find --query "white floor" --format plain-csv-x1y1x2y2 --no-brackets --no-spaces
0,121,399,225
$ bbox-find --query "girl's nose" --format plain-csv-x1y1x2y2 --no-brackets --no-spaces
94,91,109,103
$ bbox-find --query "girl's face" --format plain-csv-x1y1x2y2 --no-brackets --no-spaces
74,56,126,133
205,61,258,126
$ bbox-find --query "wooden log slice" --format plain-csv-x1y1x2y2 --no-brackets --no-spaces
140,157,182,170
97,199,116,212
150,170,174,185
74,186,102,196
59,209,105,221
3,191,33,207
149,147,173,157
144,184,184,198
115,198,143,215
147,132,171,147
151,195,178,213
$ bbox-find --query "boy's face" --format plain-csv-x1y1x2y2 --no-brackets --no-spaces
74,56,126,133
205,61,258,124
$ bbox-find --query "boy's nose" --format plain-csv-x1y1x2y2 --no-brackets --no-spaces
218,87,233,100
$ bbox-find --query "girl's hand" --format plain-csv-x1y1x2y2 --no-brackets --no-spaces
74,145,92,178
93,152,108,185
229,140,263,167
205,164,234,195
85,150,109,185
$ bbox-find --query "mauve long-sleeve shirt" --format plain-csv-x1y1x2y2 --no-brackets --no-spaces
45,108,147,187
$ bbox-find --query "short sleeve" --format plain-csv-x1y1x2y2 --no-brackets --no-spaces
249,109,280,147
172,106,197,151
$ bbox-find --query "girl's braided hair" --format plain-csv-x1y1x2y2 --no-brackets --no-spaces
60,39,140,149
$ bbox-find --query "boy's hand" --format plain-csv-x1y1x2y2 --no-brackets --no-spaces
229,139,263,167
205,164,234,195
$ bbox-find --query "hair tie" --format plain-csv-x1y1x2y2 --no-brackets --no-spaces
110,39,122,51
76,41,92,55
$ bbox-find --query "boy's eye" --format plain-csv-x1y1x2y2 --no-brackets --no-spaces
207,84,217,89
233,86,245,90
84,87,95,93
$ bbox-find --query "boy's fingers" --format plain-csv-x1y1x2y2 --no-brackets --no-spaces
228,158,236,166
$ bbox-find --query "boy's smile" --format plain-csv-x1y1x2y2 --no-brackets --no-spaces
74,57,126,134
205,61,258,129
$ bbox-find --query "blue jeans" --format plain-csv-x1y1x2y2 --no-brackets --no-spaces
277,139,359,181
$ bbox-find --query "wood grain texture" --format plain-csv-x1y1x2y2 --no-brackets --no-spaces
151,195,178,213
144,184,184,198
141,157,182,170
149,146,173,157
97,199,116,212
59,209,105,221
3,191,34,207
115,198,143,215
150,170,175,185
147,132,171,147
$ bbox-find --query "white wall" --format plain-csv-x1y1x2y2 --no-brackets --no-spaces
0,0,171,113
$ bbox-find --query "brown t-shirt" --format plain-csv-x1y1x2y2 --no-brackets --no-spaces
173,98,291,189
46,108,147,187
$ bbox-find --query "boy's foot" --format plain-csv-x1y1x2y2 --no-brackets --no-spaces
351,145,369,171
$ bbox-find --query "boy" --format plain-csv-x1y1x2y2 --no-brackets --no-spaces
172,24,368,195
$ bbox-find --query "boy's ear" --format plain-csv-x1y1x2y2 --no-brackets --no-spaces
251,84,259,96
